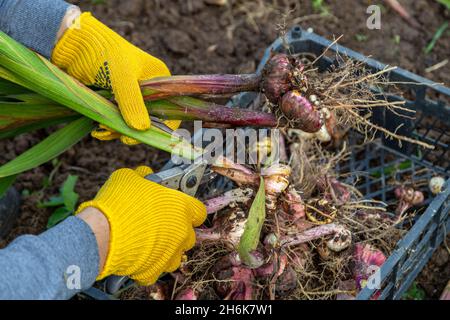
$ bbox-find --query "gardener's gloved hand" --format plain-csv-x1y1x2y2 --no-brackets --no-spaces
76,166,206,285
52,12,181,144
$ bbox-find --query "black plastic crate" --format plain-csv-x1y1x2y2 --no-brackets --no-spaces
230,27,450,300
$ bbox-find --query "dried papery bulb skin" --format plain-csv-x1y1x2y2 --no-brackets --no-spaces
221,210,248,247
287,124,331,142
429,176,446,195
283,186,306,220
323,108,343,143
326,227,352,252
329,178,352,205
261,164,292,194
261,163,292,210
280,91,322,133
315,124,332,142
317,241,331,260
261,53,294,103
211,165,259,187
305,198,337,225
261,163,292,177
413,191,425,205
195,209,247,248
264,233,279,248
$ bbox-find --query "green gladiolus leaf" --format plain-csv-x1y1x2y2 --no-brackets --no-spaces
238,177,266,267
0,117,94,178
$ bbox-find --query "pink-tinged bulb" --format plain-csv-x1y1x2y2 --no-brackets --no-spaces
281,91,322,133
175,288,198,300
353,243,386,291
254,254,287,278
261,53,294,103
394,186,425,215
213,255,255,300
317,177,351,205
354,243,386,270
283,186,306,220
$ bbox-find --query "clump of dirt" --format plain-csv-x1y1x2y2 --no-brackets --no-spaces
416,238,450,299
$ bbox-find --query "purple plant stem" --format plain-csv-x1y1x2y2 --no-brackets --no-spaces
195,228,221,243
141,74,262,101
204,188,253,214
280,223,341,247
148,97,277,127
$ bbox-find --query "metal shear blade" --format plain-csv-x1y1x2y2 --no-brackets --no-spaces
145,160,209,197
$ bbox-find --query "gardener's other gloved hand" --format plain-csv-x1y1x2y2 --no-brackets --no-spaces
76,166,206,285
52,12,181,144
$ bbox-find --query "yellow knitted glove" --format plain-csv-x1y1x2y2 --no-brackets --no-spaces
90,121,181,146
76,166,206,285
52,12,181,135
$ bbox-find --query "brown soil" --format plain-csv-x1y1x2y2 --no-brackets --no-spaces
0,0,448,299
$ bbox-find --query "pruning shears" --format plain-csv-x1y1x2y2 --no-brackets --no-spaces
83,118,214,297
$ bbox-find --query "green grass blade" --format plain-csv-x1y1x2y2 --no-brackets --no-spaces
0,117,94,178
238,177,266,268
0,174,17,198
0,32,200,159
425,22,449,54
0,115,80,140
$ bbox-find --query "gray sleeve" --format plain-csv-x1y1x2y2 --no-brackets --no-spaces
0,0,76,58
0,216,100,300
